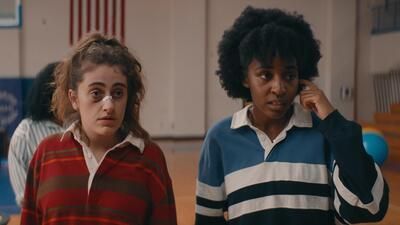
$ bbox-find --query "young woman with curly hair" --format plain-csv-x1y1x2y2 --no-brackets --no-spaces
195,6,388,225
20,33,177,225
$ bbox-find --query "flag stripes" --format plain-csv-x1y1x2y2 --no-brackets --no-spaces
69,0,125,45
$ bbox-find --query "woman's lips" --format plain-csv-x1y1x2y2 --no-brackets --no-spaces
97,117,116,125
267,101,286,110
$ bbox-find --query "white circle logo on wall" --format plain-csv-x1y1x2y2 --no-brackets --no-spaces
0,91,19,128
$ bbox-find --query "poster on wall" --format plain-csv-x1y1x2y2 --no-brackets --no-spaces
0,0,22,28
0,79,23,138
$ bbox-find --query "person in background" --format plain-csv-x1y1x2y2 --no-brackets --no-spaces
8,62,64,206
0,129,8,159
20,33,177,225
195,6,389,225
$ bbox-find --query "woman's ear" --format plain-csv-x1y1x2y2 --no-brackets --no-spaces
242,77,249,88
68,89,79,111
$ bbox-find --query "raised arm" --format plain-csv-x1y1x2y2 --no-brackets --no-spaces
318,111,389,224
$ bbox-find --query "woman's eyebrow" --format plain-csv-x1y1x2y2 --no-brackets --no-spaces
112,83,127,88
88,82,105,87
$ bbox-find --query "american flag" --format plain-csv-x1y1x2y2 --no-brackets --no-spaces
69,0,125,45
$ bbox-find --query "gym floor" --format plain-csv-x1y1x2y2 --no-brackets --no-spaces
4,140,400,225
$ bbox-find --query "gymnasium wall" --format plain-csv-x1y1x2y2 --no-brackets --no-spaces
0,0,358,138
370,34,400,73
356,0,400,122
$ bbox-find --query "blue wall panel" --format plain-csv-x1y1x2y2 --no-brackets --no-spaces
0,78,34,139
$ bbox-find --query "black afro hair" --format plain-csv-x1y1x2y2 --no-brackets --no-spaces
216,6,321,101
26,62,59,121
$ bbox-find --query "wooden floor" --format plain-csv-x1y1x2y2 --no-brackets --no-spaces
372,165,400,225
7,140,400,225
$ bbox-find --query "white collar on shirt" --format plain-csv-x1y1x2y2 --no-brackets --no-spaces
230,102,313,130
60,120,145,153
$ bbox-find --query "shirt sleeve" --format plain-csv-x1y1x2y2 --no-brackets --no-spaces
317,110,389,224
20,142,43,225
195,133,228,225
7,123,35,206
148,145,178,225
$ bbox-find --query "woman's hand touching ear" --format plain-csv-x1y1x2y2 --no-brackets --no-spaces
299,79,335,120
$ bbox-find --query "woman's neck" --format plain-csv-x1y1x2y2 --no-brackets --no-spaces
79,127,121,152
249,106,293,141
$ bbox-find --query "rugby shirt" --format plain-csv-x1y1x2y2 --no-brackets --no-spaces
195,103,389,225
20,131,177,225
8,118,64,206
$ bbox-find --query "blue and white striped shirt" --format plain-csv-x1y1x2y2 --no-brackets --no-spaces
7,118,64,206
196,103,388,225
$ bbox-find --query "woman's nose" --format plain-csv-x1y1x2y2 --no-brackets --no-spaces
270,77,286,96
102,96,115,112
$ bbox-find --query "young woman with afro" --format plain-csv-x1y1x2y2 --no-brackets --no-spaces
195,6,388,225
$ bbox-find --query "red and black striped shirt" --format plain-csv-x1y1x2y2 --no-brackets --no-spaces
21,133,177,225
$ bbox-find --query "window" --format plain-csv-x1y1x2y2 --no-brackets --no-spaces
0,0,21,28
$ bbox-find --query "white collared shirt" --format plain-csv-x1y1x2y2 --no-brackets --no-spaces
8,118,64,206
230,103,313,159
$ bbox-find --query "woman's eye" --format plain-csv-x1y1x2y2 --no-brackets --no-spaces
90,90,103,101
112,89,124,99
285,73,297,80
260,72,272,80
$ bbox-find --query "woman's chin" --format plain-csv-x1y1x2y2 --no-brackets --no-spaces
95,126,120,137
